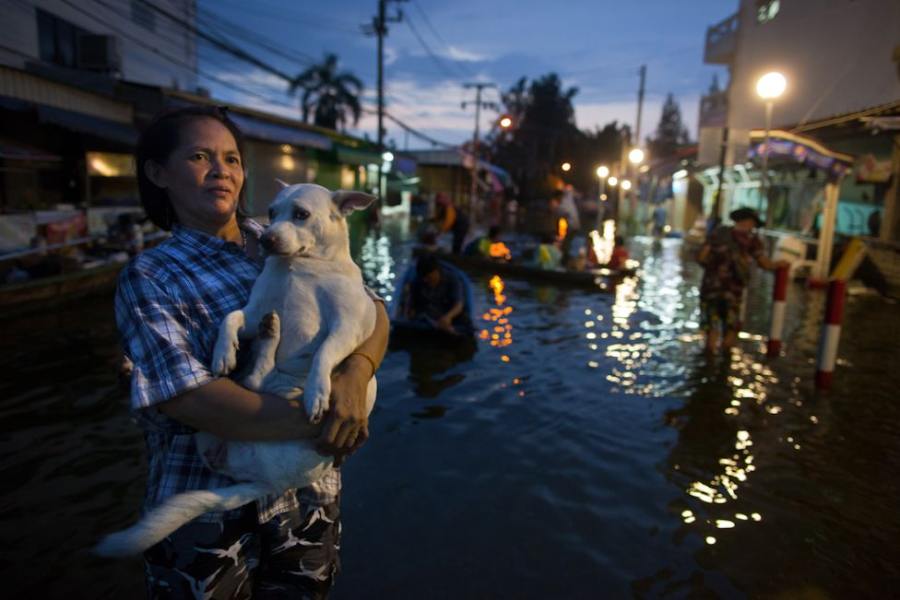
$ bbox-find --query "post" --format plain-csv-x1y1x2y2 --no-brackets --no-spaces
815,279,847,390
462,82,497,220
596,175,606,230
813,178,842,284
767,264,789,357
762,101,773,226
376,0,385,198
711,126,729,226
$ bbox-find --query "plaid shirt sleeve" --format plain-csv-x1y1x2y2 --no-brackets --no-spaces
115,263,214,413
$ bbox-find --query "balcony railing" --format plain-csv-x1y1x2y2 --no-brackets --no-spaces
704,12,739,65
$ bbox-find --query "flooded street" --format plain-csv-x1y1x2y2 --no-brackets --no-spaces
2,226,899,598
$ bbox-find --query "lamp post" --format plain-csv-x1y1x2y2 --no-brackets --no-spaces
756,71,786,227
595,165,609,228
626,148,645,233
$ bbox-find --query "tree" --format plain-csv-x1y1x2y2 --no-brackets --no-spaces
646,93,691,160
487,73,629,203
289,54,362,131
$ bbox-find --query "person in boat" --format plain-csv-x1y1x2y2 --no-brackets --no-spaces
697,207,789,355
404,253,473,335
608,235,629,270
432,192,470,255
535,233,563,270
463,225,506,258
114,105,389,597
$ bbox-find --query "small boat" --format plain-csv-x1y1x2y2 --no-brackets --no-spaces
414,248,637,290
389,259,478,347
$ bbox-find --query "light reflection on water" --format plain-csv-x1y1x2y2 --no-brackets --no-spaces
2,229,899,598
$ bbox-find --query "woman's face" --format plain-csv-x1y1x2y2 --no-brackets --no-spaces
151,117,245,234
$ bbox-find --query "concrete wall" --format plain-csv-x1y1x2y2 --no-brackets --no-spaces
727,0,900,132
0,0,197,91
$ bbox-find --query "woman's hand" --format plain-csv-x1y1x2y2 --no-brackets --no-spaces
316,355,371,464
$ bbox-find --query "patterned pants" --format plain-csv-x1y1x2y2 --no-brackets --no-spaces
699,297,740,333
143,500,341,599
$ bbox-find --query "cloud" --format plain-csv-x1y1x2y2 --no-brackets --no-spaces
444,45,487,62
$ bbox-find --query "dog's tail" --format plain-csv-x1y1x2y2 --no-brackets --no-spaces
94,482,269,557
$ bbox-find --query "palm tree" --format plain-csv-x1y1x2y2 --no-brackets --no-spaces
289,54,363,131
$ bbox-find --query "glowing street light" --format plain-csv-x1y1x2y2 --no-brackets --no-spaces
381,151,394,162
596,165,609,178
561,162,571,172
620,179,632,191
499,115,513,129
756,71,787,227
608,176,618,187
756,71,786,100
628,148,645,165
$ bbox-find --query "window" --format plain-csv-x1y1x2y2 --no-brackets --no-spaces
36,9,90,68
756,0,780,24
130,0,156,31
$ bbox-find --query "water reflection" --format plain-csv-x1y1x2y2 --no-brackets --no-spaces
480,275,514,362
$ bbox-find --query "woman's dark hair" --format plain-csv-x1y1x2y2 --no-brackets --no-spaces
135,105,248,230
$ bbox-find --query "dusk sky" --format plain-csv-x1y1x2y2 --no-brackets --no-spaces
197,0,735,149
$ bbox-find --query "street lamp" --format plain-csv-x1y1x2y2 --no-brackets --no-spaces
608,176,618,187
628,148,645,165
499,115,513,129
620,179,632,191
595,165,610,228
756,71,786,227
561,162,572,172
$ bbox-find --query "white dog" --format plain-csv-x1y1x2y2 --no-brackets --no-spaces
96,183,378,556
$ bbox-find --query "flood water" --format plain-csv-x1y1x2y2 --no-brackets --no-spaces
2,221,899,598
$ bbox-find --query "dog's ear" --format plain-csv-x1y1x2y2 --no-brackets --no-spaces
275,178,290,189
332,190,376,216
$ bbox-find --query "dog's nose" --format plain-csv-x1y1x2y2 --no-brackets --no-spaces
260,232,276,252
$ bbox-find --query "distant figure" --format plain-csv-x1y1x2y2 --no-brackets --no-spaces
559,185,581,232
433,192,469,254
535,233,562,270
608,235,629,270
697,207,789,354
652,204,667,237
464,225,504,258
404,253,472,334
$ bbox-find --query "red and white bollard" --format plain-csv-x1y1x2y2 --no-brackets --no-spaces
767,265,790,357
815,279,847,390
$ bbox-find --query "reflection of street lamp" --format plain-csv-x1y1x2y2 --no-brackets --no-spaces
595,165,609,228
756,71,786,226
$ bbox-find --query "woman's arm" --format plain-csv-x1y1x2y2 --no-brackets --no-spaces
317,299,390,457
160,378,320,441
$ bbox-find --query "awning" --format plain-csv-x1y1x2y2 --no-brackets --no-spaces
37,105,137,146
748,129,854,179
228,113,332,151
0,140,61,161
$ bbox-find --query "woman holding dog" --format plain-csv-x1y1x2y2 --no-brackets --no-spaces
115,105,388,598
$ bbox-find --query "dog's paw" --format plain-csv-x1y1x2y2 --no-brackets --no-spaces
305,381,331,424
258,311,280,339
211,339,239,376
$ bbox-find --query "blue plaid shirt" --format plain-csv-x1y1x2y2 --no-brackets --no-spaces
115,222,339,524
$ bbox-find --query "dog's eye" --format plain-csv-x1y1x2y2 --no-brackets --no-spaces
293,208,310,221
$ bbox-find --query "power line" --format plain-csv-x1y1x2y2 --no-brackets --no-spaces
133,0,294,83
403,12,466,80
55,0,298,112
411,1,475,79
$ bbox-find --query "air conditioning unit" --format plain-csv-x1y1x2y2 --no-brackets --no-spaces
77,34,121,73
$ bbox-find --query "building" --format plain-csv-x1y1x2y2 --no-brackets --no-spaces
0,0,390,256
697,0,900,264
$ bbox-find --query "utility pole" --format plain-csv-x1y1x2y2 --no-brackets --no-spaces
462,82,497,219
635,64,646,145
363,0,406,200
